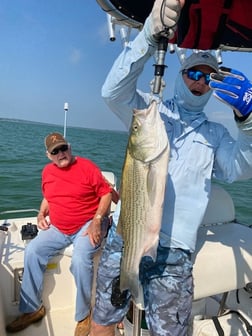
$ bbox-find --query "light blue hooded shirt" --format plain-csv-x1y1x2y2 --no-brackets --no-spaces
102,23,252,252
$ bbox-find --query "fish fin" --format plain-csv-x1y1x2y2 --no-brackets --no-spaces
116,213,123,236
116,221,122,236
120,271,141,301
133,285,145,310
144,239,159,261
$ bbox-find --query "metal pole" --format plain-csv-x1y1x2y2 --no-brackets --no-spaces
132,302,142,336
63,102,69,138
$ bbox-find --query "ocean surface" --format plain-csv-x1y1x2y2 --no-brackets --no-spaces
0,118,252,225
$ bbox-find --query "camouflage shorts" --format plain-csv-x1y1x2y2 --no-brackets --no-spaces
92,222,193,336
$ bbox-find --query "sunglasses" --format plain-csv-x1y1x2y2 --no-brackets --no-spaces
182,69,211,85
50,144,69,155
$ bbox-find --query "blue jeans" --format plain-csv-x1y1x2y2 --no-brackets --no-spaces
93,221,193,336
19,221,103,321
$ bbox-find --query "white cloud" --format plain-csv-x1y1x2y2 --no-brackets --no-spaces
69,48,82,64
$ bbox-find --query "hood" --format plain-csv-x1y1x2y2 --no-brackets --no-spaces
173,72,212,123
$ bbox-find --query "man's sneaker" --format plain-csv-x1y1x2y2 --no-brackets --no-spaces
6,305,46,333
74,315,91,336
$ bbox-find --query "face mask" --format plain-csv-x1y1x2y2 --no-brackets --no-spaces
174,73,212,120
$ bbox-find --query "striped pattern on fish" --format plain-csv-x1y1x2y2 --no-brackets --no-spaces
117,100,170,300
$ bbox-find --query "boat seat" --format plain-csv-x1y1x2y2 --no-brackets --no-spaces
193,221,252,300
201,184,235,226
193,185,252,300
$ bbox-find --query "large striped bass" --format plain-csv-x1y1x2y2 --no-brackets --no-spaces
117,100,170,301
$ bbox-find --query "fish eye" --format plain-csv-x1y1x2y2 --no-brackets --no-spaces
132,123,138,132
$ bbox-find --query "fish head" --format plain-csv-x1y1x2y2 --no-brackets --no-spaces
128,101,169,163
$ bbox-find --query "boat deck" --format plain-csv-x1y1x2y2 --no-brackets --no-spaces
4,308,124,336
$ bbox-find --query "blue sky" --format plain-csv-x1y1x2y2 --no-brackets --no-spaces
0,0,252,132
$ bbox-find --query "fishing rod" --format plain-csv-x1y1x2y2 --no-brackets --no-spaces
151,0,182,96
152,36,169,95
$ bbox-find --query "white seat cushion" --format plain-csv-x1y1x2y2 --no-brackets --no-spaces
193,222,252,300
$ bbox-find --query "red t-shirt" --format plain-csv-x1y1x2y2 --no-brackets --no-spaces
42,156,111,234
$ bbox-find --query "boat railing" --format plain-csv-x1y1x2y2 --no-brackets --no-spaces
0,209,39,216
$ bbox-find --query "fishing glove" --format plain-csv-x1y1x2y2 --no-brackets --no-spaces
210,67,252,118
150,0,182,39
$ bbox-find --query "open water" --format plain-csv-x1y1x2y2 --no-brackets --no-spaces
0,118,252,225
0,118,127,217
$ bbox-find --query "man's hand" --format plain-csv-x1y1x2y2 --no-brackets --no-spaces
150,0,183,39
37,213,50,230
210,67,252,117
83,217,103,248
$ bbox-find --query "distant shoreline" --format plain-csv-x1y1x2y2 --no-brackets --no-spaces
0,117,127,134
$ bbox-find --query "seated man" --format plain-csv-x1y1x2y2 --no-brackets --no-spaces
6,132,112,336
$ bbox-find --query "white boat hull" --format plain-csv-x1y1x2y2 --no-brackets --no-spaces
1,183,252,335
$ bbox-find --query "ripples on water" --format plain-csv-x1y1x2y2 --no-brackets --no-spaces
0,119,127,217
0,119,252,224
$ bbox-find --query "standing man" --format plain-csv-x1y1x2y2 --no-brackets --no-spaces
6,132,112,336
90,0,252,335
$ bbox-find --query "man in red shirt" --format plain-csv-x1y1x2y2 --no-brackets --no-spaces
6,132,112,336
